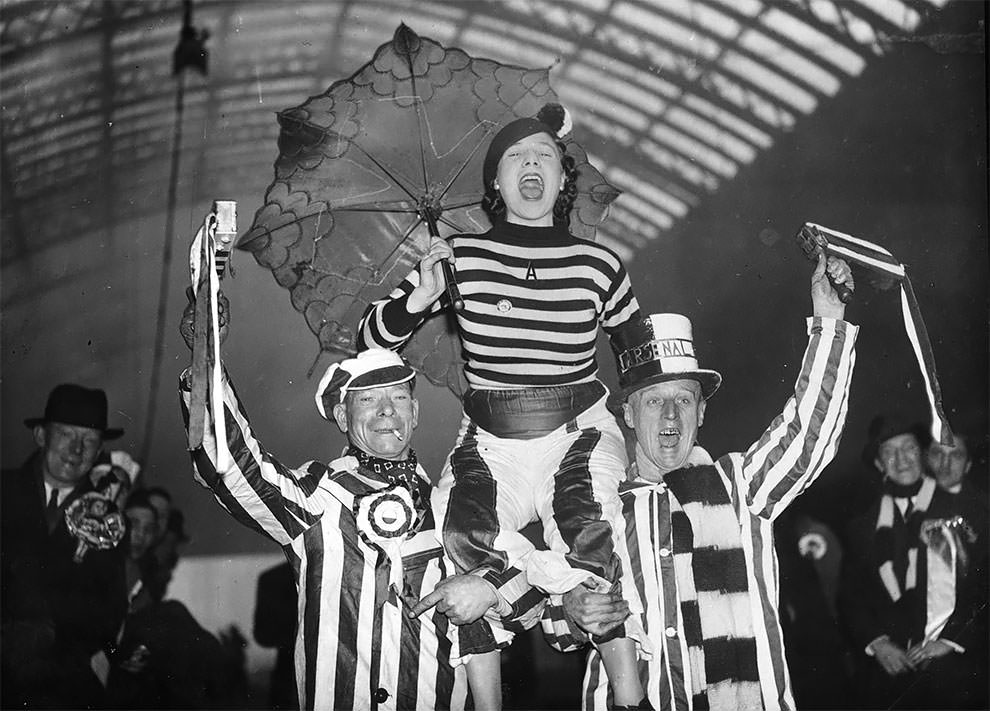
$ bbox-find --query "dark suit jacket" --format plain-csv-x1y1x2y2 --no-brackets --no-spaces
1,453,128,708
838,479,989,708
839,482,988,651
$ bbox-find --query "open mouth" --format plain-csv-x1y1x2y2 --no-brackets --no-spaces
658,428,680,448
518,173,544,199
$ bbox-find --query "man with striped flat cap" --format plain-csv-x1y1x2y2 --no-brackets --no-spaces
179,299,540,711
543,254,858,710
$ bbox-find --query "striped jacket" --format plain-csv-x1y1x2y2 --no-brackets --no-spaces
543,317,858,710
180,370,536,711
358,222,640,389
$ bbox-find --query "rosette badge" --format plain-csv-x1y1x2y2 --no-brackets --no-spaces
65,492,126,563
355,486,417,543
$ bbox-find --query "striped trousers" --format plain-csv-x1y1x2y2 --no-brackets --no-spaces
434,390,633,603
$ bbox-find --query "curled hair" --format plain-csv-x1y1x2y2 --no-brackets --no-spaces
482,138,578,228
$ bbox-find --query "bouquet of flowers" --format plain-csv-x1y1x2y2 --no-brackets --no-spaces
65,492,125,563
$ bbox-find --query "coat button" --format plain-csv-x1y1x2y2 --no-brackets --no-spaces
374,687,389,703
658,547,671,557
664,626,677,638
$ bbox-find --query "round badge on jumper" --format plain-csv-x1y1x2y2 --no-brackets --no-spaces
496,299,512,313
356,487,415,542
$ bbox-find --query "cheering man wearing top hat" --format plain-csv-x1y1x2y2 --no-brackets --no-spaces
1,384,128,709
178,297,542,711
543,254,859,711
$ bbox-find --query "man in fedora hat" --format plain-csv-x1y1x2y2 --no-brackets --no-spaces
1,383,128,708
543,254,859,710
837,418,988,709
178,297,542,711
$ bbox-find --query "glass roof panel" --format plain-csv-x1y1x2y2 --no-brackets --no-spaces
659,0,743,39
739,27,841,96
682,94,771,148
666,106,756,163
608,165,690,216
0,0,964,268
701,68,795,128
760,7,867,76
578,48,682,101
639,137,719,190
614,2,723,61
563,84,651,132
651,122,737,177
566,63,667,117
721,50,817,113
852,0,921,31
706,0,765,18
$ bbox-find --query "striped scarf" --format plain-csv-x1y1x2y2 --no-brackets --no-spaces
875,476,936,602
664,465,763,710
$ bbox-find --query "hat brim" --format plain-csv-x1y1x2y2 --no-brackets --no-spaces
24,417,124,440
347,365,415,391
860,420,924,467
621,369,723,401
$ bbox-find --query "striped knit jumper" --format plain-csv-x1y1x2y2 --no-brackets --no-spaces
180,369,539,711
357,222,640,389
543,317,858,710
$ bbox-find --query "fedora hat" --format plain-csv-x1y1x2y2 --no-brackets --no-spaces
24,383,124,440
315,349,416,419
861,414,926,468
615,313,722,400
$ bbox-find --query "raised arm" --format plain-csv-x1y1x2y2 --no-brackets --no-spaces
737,255,859,519
357,236,452,351
179,293,327,546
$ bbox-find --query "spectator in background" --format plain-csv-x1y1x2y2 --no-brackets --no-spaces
121,490,161,614
253,561,299,710
927,433,986,497
107,490,235,708
838,417,989,709
1,383,128,709
775,504,852,709
143,486,189,602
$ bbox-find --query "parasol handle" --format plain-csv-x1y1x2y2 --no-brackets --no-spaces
423,210,464,312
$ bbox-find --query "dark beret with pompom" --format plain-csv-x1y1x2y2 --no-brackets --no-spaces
482,103,571,190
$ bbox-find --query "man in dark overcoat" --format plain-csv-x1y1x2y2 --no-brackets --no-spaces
1,384,128,709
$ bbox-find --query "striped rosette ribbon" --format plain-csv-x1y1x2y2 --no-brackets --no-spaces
187,201,237,469
801,222,954,446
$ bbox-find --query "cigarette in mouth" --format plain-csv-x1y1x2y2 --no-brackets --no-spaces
392,429,404,441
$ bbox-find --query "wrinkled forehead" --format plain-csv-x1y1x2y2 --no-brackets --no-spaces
630,378,703,402
345,381,414,402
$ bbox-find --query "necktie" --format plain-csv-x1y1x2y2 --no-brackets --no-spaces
46,488,62,531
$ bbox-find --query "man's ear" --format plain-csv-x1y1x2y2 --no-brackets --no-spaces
622,401,635,429
697,399,707,428
332,402,348,433
411,398,420,430
33,425,47,450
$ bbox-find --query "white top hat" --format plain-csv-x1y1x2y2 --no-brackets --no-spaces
315,349,415,419
616,313,722,399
